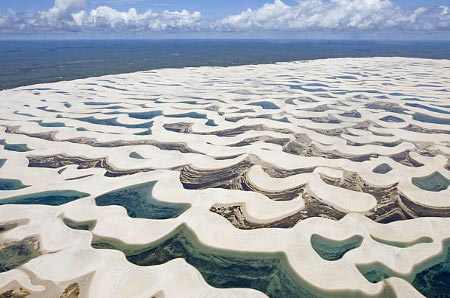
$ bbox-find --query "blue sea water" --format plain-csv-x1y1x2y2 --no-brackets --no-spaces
0,39,449,90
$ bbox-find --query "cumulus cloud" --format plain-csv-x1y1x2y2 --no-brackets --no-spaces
0,0,87,32
218,0,450,32
71,7,201,31
0,0,449,34
41,0,87,25
0,0,201,33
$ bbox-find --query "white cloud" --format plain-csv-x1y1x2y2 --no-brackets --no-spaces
0,0,88,32
218,0,450,32
71,7,201,31
0,0,448,34
0,0,200,33
40,0,87,25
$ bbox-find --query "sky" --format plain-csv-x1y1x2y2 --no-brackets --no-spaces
0,0,449,39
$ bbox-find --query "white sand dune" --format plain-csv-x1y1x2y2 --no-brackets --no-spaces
0,57,449,297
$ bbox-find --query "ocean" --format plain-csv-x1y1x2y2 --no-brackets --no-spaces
0,39,449,90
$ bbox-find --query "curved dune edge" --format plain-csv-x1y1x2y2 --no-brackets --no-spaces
0,57,448,297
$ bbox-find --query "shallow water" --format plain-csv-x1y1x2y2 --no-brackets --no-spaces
36,120,66,127
310,234,363,261
372,163,393,174
134,129,152,135
248,101,280,110
75,116,153,129
95,181,190,219
358,241,450,297
128,110,163,120
369,235,432,248
0,178,29,191
165,112,208,119
205,119,218,126
379,115,405,123
413,245,450,298
412,172,450,192
412,113,450,125
290,85,327,92
0,140,32,152
405,103,450,115
92,224,320,298
0,237,41,273
0,190,90,206
62,217,96,231
129,152,145,159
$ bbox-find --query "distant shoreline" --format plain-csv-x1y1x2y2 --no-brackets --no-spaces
1,39,449,90
3,56,448,93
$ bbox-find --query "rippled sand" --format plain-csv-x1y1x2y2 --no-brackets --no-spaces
0,57,449,297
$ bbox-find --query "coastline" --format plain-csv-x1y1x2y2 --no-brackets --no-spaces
1,38,450,91
2,56,450,92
